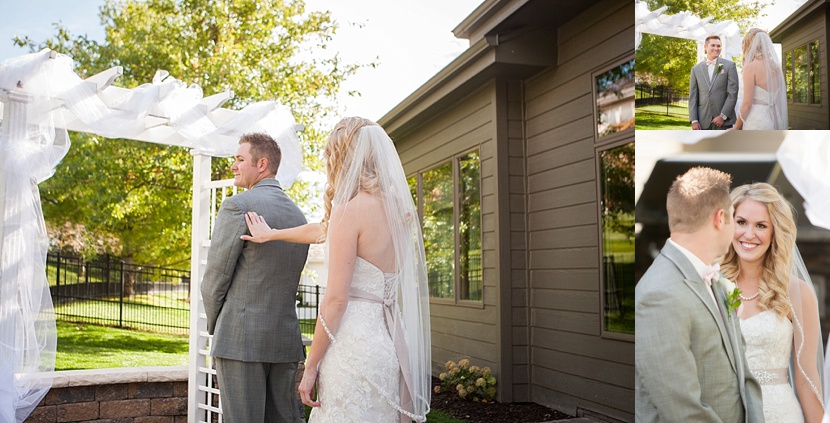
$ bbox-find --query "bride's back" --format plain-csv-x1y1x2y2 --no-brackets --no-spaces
348,191,395,272
745,59,768,91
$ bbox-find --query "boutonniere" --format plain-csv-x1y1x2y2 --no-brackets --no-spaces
719,277,742,319
715,64,724,74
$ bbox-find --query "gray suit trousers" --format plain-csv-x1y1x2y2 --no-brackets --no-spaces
216,358,302,423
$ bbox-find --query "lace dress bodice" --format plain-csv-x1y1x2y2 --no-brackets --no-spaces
309,257,401,422
740,311,804,423
743,86,775,130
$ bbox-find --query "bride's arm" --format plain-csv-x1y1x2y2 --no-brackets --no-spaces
299,203,358,406
792,278,824,423
736,63,757,129
240,213,323,244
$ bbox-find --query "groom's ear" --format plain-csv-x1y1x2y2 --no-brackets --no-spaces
713,208,727,229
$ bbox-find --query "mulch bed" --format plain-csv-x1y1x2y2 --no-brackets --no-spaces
430,377,573,423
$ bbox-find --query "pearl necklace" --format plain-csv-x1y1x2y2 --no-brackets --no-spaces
739,291,760,301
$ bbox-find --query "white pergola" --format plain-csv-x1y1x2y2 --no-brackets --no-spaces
0,49,302,422
635,1,742,61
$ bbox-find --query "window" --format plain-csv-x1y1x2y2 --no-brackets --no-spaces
785,40,820,104
597,141,634,336
594,57,635,139
410,150,482,303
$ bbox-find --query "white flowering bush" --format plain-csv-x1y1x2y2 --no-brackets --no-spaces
434,358,497,402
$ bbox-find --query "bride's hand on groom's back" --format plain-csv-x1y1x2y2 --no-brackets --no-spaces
240,212,274,243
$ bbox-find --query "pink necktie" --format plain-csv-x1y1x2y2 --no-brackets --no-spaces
704,263,720,287
706,59,717,66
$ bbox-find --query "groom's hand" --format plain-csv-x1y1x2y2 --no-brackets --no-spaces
712,116,725,128
691,121,701,130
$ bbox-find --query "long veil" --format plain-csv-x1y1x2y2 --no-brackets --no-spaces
330,125,431,421
743,30,788,129
0,51,63,422
790,246,824,416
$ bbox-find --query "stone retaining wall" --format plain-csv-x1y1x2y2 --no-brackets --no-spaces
24,366,188,423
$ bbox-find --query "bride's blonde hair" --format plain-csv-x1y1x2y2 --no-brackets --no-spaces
320,116,380,240
742,28,766,64
720,183,796,317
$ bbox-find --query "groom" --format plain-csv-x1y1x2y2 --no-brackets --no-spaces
635,167,763,422
689,35,739,130
201,133,309,423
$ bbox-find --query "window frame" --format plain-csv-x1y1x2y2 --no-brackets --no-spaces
591,54,635,144
409,147,484,307
594,136,635,342
785,39,821,106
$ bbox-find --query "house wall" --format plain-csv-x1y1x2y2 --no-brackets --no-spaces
780,10,828,129
520,0,633,420
396,84,501,378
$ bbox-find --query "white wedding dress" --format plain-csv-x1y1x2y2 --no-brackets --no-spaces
309,257,401,422
741,311,804,423
742,86,776,130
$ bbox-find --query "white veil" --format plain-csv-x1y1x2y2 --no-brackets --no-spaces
0,52,63,422
742,30,788,129
790,246,824,418
329,125,431,421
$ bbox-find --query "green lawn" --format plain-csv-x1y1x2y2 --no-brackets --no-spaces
56,321,189,370
636,106,690,130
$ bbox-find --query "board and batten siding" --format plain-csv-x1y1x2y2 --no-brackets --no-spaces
779,11,828,129
520,0,634,420
396,83,501,378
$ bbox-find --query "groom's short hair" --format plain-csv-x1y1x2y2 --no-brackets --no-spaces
666,167,732,233
705,35,721,46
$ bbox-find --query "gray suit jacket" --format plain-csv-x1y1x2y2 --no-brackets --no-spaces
201,178,309,363
689,57,739,129
635,241,764,423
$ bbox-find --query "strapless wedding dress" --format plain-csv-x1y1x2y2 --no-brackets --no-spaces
743,86,776,130
740,311,803,423
309,257,401,422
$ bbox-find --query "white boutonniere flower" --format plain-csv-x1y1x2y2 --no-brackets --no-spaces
719,277,742,318
715,64,724,74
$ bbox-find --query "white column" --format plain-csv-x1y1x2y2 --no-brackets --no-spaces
188,151,215,422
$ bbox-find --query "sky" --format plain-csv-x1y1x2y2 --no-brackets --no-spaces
0,0,482,122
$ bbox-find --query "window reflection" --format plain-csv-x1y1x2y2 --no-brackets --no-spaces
422,162,454,299
458,151,481,301
596,58,635,138
599,142,634,334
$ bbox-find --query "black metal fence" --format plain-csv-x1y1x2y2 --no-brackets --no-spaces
636,83,690,116
48,252,192,334
48,251,326,336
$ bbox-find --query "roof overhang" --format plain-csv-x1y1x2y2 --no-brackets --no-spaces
379,0,595,139
770,0,830,42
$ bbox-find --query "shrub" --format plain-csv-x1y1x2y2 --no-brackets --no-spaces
434,358,497,402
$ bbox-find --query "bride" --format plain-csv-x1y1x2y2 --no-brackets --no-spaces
733,28,788,130
242,117,431,422
720,183,823,422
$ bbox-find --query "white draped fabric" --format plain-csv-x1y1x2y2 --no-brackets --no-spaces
635,1,742,59
0,49,303,422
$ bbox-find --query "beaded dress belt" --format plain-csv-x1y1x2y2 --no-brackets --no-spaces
751,368,788,385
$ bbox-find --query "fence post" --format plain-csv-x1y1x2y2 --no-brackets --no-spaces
315,285,320,317
119,260,125,329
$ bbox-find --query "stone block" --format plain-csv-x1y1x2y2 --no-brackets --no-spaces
56,402,98,422
131,382,173,399
172,382,188,398
99,399,151,419
43,386,96,405
23,405,56,423
96,383,131,401
151,397,187,416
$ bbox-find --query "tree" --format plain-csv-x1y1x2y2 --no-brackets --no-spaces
635,0,767,89
17,0,366,268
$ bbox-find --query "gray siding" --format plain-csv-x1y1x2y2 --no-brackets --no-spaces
780,11,828,129
521,0,633,420
396,84,500,377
